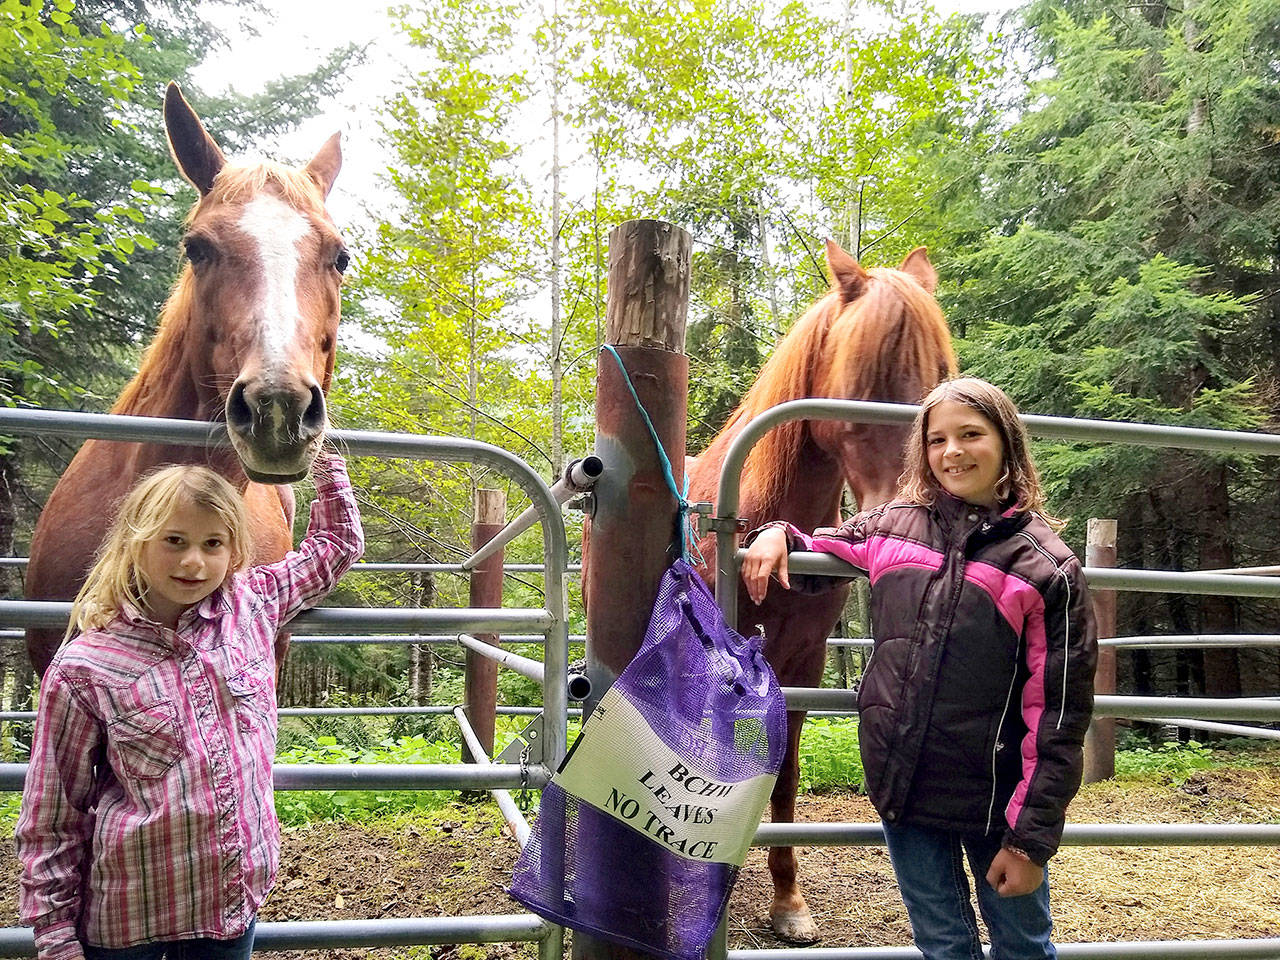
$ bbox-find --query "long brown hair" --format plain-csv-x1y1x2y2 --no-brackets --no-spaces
898,377,1059,524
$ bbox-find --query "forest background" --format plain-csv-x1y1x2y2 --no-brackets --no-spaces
3,0,1279,722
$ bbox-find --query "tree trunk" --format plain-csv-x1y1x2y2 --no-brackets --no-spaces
757,199,779,329
1150,483,1195,698
414,569,436,704
1119,495,1154,697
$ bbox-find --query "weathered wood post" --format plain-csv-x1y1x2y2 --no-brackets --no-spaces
464,487,505,761
1083,518,1117,783
578,219,691,960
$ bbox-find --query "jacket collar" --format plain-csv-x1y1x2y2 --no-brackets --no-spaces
932,492,1030,542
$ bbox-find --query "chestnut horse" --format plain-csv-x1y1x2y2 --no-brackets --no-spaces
25,83,347,676
688,240,955,943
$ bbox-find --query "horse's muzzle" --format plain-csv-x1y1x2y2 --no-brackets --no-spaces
226,379,326,483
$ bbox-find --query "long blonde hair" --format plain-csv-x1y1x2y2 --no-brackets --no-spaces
65,466,250,639
898,377,1058,524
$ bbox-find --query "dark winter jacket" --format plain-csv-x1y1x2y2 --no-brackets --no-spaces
753,493,1097,864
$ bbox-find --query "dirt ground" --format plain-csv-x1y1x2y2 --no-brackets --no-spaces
4,764,1278,957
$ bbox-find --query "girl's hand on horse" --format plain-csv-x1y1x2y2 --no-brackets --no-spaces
986,847,1044,897
742,527,790,604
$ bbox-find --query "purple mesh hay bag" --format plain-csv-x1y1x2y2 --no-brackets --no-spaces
510,559,786,960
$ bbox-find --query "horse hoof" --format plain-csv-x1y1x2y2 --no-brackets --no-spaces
770,909,821,944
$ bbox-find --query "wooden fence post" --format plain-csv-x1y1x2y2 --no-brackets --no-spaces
577,219,691,960
464,487,505,761
1083,518,1117,783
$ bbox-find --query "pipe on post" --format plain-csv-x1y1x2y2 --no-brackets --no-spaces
578,219,691,960
462,456,603,572
457,633,592,701
1084,518,1117,783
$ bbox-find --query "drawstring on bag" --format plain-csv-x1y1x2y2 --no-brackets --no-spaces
599,344,706,567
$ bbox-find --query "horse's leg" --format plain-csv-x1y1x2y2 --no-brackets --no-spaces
273,633,291,683
768,708,820,943
756,588,846,944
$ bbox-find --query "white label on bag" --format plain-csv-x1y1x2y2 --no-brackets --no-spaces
554,687,777,866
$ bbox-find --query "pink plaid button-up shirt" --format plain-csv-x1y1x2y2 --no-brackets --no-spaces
16,453,363,960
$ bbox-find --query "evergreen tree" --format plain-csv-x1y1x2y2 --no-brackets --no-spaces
946,0,1280,698
572,0,992,446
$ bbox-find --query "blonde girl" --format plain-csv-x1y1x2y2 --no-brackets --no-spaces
18,450,363,960
63,465,253,640
743,377,1097,960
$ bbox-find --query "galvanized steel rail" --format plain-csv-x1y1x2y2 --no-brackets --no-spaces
0,558,585,574
0,407,569,957
726,940,1280,960
712,399,1280,615
4,404,1279,957
453,705,533,846
752,821,1280,846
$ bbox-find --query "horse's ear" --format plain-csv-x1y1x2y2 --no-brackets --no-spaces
305,133,342,198
899,247,938,294
825,239,869,303
164,82,226,196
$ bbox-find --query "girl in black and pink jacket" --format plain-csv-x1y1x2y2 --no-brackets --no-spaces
743,377,1097,960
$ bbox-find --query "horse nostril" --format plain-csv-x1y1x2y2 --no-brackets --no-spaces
226,382,252,432
301,384,326,435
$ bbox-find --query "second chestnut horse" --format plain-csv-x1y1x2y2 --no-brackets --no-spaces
689,239,956,942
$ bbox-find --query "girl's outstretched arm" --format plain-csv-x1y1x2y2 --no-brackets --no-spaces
741,509,882,601
742,526,790,604
247,447,365,627
16,667,99,960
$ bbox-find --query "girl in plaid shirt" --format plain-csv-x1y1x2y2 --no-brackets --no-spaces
17,449,363,960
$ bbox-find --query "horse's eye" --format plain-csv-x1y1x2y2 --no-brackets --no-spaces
183,235,214,266
334,248,350,274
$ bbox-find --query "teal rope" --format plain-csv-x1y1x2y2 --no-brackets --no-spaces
600,345,704,565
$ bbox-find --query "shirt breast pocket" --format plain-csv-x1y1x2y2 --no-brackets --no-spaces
227,662,277,735
109,701,182,780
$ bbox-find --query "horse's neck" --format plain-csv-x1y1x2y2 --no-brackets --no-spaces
121,440,245,484
111,311,245,484
759,435,846,531
693,426,845,532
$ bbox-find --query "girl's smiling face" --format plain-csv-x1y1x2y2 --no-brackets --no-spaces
136,497,233,627
925,399,1006,509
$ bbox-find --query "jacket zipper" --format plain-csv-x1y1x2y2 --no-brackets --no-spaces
986,658,1020,833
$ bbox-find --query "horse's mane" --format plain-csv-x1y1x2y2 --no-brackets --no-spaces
707,267,955,517
201,161,330,217
113,162,328,416
112,274,197,415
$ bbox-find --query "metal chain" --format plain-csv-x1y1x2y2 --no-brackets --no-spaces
515,741,533,811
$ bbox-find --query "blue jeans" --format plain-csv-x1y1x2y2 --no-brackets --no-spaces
83,920,256,960
883,822,1054,960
